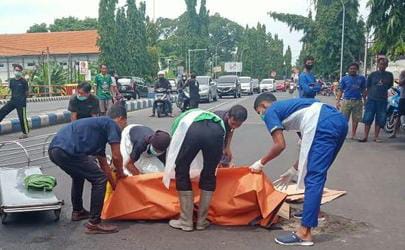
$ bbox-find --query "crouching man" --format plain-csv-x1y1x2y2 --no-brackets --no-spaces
164,109,225,231
48,104,127,234
249,92,347,246
120,124,171,175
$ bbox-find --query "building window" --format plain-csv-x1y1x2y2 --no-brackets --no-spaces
0,64,4,68
27,63,35,67
59,62,68,66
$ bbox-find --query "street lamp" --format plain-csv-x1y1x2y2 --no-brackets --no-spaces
339,0,346,81
188,48,208,75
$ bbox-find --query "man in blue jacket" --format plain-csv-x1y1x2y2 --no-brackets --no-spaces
298,56,321,98
249,92,347,246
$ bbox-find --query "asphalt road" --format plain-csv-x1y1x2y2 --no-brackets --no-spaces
0,92,404,250
0,100,69,120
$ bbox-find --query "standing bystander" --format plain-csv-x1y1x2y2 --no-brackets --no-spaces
95,64,119,116
359,58,394,142
0,64,29,139
336,63,366,139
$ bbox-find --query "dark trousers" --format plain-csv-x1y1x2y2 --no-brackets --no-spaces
0,101,29,134
189,97,200,109
48,148,107,224
175,120,224,191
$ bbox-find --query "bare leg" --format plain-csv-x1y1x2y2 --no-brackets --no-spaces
374,124,381,140
296,226,312,241
359,124,371,142
351,121,359,139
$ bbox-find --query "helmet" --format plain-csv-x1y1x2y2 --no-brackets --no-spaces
158,71,165,77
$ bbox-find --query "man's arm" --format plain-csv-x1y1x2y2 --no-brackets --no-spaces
24,79,29,98
260,129,286,165
125,159,140,175
97,155,116,190
110,143,126,179
336,79,344,109
223,130,234,162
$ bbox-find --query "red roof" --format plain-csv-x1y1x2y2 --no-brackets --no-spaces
0,30,99,57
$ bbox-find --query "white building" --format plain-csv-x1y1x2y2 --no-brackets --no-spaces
0,30,99,83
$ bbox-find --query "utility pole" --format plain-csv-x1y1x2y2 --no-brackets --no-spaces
46,47,52,97
339,0,346,80
363,32,369,76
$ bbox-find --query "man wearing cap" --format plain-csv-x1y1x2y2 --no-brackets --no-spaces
120,124,171,175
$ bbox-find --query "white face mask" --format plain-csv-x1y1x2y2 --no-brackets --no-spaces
147,145,164,156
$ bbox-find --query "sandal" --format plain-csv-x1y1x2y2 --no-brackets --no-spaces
275,232,314,246
374,138,383,143
85,222,119,234
358,138,368,143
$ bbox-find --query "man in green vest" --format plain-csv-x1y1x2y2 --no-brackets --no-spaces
164,109,225,232
95,64,118,115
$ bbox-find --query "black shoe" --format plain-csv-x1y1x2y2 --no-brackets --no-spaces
149,114,155,117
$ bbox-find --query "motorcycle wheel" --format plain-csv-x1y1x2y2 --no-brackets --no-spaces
156,106,162,118
384,113,398,134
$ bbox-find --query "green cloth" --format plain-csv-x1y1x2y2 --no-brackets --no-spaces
95,73,113,100
24,174,57,191
171,109,225,135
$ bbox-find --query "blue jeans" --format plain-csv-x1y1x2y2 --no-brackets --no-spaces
362,99,387,127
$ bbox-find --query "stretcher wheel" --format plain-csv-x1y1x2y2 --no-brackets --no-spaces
1,212,7,224
54,209,61,222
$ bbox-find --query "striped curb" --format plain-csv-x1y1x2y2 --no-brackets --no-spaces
0,96,177,135
0,96,71,105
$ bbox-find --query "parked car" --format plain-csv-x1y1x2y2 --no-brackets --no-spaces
117,76,149,100
239,76,254,95
196,76,218,103
252,78,260,93
168,78,177,93
276,81,286,92
260,79,276,92
216,75,241,98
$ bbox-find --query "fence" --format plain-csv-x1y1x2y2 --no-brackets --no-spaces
0,84,78,98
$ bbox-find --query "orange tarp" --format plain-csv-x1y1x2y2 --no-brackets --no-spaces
102,167,287,227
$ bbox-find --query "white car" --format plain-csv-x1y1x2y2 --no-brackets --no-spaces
239,76,254,95
260,79,276,92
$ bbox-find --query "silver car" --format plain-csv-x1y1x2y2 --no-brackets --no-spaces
239,76,254,95
196,76,218,103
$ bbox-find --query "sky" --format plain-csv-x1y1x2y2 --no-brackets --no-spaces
0,0,369,62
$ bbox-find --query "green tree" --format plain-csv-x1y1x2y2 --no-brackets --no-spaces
27,23,48,33
98,0,118,69
114,7,130,75
48,17,97,32
284,46,292,78
270,0,365,78
367,0,405,59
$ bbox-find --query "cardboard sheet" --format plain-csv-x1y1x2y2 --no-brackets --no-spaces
275,183,347,205
102,167,286,227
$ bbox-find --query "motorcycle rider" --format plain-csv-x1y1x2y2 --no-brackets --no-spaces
184,73,200,109
150,71,173,117
177,74,190,112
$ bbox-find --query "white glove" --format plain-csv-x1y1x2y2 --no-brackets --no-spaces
249,160,264,173
274,167,298,190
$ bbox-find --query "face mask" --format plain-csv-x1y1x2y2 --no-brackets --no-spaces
305,64,313,70
260,114,265,121
77,95,88,101
15,72,22,78
148,145,164,156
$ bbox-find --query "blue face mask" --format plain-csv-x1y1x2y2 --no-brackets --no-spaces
77,95,88,101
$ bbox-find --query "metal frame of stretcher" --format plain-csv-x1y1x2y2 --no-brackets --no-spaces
0,134,63,224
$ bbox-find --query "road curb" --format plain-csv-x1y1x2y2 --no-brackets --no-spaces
0,97,177,135
0,96,71,105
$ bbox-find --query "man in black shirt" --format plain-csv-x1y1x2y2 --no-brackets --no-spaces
0,64,29,139
121,125,171,175
214,105,248,166
359,58,394,142
68,82,100,121
184,73,200,109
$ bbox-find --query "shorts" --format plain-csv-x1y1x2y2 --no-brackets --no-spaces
99,99,113,113
341,99,363,122
362,99,387,127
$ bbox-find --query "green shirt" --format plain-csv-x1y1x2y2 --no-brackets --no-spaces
95,73,113,100
171,109,225,135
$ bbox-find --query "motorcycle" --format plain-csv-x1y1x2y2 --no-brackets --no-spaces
153,88,171,118
288,84,295,94
384,87,403,136
176,87,190,112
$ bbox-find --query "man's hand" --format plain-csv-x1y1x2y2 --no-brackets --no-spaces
249,159,264,173
336,100,341,110
273,167,298,190
223,148,233,162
